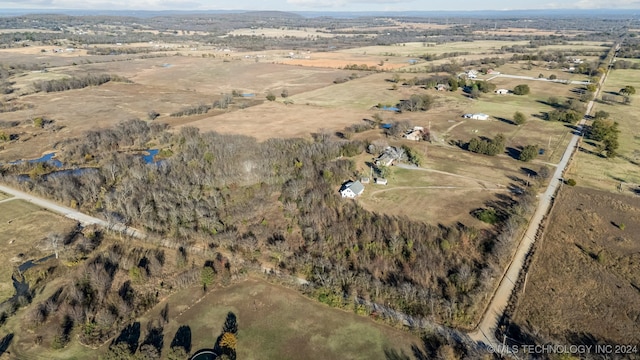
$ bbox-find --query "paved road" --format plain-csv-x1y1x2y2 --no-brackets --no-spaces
487,73,590,85
0,183,146,239
469,46,615,354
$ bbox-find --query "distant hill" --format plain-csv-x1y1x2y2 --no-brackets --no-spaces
0,8,636,19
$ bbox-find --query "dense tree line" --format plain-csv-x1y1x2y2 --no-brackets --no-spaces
34,73,131,93
170,104,211,117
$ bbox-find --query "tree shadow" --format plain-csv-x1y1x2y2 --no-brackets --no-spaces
506,174,526,187
563,124,581,134
192,311,237,360
578,147,604,158
520,167,537,177
113,322,141,354
574,243,598,261
565,331,617,348
506,146,521,160
140,322,164,355
222,312,237,334
620,155,640,167
536,99,565,109
0,333,13,356
384,346,412,360
170,325,192,354
532,112,548,120
494,116,515,125
498,314,539,348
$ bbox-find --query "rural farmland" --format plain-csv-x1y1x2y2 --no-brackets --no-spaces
0,7,637,360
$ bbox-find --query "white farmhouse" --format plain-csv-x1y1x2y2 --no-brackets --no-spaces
339,180,365,198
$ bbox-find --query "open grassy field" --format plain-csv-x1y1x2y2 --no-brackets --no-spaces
0,56,353,161
512,186,640,345
89,277,422,360
338,41,530,57
279,53,410,70
0,199,77,302
565,67,640,191
227,27,346,38
4,277,424,359
492,61,596,82
358,164,508,227
289,72,399,110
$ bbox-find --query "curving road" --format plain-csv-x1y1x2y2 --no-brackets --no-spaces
0,183,146,239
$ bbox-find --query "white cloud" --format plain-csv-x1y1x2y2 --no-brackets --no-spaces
574,0,640,8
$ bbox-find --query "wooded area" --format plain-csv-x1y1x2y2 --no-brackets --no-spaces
0,120,532,331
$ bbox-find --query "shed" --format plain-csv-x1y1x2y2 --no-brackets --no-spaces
375,178,388,185
495,89,509,95
466,113,489,120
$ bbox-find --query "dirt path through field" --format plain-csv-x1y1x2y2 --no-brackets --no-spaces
395,163,502,189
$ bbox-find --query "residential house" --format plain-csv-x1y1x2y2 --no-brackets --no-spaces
375,146,403,167
339,180,365,198
404,126,425,141
495,89,509,95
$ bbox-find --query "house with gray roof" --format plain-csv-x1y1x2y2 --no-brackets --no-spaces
339,180,365,198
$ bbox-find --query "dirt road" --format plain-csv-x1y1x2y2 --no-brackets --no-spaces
469,45,616,354
0,183,146,239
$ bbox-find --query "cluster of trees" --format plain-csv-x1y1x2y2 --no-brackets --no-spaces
513,111,527,125
612,59,640,70
588,112,620,158
398,94,433,112
17,221,234,354
170,94,237,117
519,145,539,162
512,84,530,96
544,97,585,124
170,104,211,117
465,80,496,99
467,134,506,156
342,64,379,71
402,144,423,166
546,109,581,123
34,73,130,93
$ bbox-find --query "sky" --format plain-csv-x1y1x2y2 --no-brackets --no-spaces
1,0,640,11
